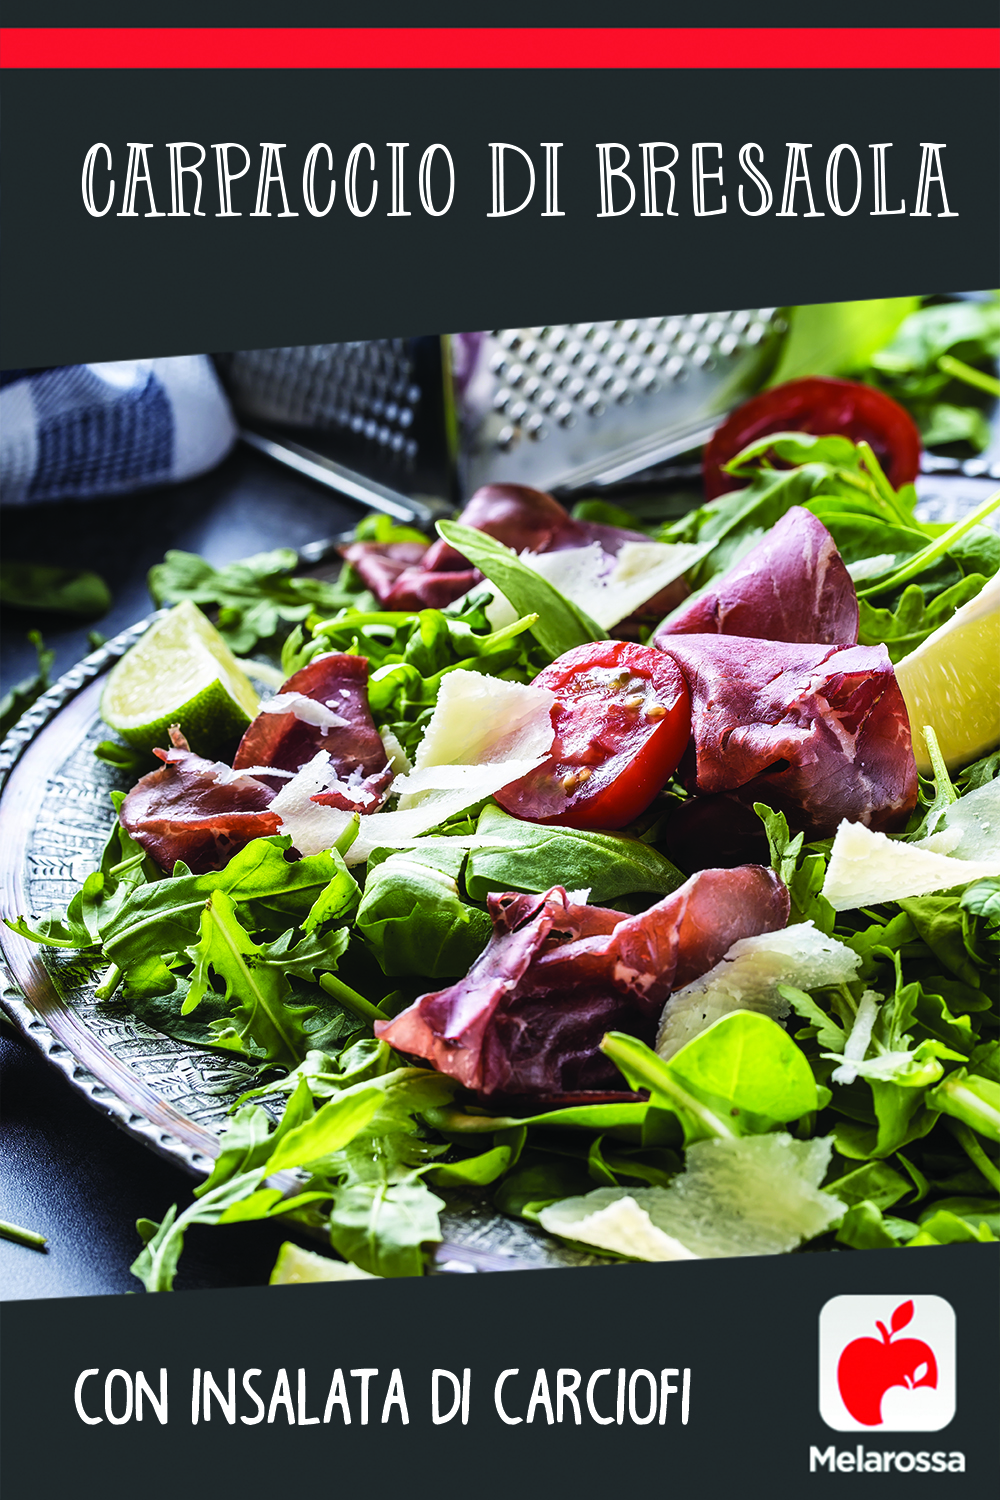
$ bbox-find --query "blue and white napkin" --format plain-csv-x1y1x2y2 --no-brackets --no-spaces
0,356,236,505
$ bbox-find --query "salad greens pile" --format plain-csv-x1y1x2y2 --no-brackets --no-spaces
5,431,999,1289
771,292,1000,453
656,433,999,661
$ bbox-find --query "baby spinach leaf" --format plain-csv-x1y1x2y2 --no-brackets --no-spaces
835,1201,919,1249
427,1143,515,1187
826,1159,912,1210
356,847,492,978
602,1016,818,1145
927,1070,1000,1143
465,802,685,904
436,519,607,657
0,562,111,618
149,547,364,655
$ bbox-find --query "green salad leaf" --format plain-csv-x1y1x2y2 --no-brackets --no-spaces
0,631,55,741
435,519,607,658
0,562,111,618
465,802,685,904
356,845,492,978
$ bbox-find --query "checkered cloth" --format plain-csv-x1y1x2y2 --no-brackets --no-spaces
0,356,236,505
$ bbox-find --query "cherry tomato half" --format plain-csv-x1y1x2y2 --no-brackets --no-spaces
495,641,691,830
702,377,922,500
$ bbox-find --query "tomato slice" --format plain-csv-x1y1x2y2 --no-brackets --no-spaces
702,377,922,500
495,641,690,830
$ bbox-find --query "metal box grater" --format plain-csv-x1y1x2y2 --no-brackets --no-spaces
218,307,787,508
449,309,787,496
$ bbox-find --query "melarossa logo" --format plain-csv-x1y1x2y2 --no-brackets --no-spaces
818,1296,956,1432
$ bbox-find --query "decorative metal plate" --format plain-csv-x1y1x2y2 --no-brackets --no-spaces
0,624,603,1275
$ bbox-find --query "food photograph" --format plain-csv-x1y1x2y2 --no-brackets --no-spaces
2,291,998,1297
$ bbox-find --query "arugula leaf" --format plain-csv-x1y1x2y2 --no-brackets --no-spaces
857,575,988,662
436,519,607,658
99,837,349,971
130,1079,383,1291
0,631,55,741
183,891,321,1066
465,802,685,905
148,548,366,656
753,802,834,931
322,1071,457,1276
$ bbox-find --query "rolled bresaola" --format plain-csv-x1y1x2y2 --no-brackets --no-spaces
342,483,686,619
119,729,281,874
654,507,859,647
656,635,918,837
375,866,789,1102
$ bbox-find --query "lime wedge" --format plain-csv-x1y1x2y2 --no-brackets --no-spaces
894,573,1000,773
101,599,260,756
269,1243,376,1284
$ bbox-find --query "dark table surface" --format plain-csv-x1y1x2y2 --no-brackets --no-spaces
2,439,997,1302
1,442,365,1301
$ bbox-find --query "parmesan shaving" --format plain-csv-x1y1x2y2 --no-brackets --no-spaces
539,1134,842,1260
258,693,350,731
656,922,860,1060
411,670,555,773
270,751,353,856
519,538,710,631
823,818,1000,911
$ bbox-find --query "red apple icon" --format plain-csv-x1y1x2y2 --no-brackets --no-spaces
837,1300,938,1426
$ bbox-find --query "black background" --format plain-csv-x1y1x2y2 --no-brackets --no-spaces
2,63,997,368
3,1246,997,1497
5,4,1000,25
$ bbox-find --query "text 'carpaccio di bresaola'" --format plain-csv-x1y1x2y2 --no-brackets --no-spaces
79,139,959,221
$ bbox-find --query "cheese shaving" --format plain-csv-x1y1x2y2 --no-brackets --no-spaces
823,818,1000,911
258,693,350,731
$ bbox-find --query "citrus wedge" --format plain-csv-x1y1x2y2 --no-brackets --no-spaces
101,598,260,755
894,572,1000,773
269,1243,376,1283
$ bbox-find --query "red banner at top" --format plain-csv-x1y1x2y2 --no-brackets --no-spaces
1,27,998,69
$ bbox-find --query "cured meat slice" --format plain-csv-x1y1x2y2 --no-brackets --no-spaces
375,866,789,1101
655,507,859,646
657,636,918,836
340,483,676,616
233,654,390,809
120,731,280,873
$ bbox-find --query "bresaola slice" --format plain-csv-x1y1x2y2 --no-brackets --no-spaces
656,636,918,836
119,729,281,873
655,507,859,646
233,653,391,810
375,866,789,1101
342,483,687,619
